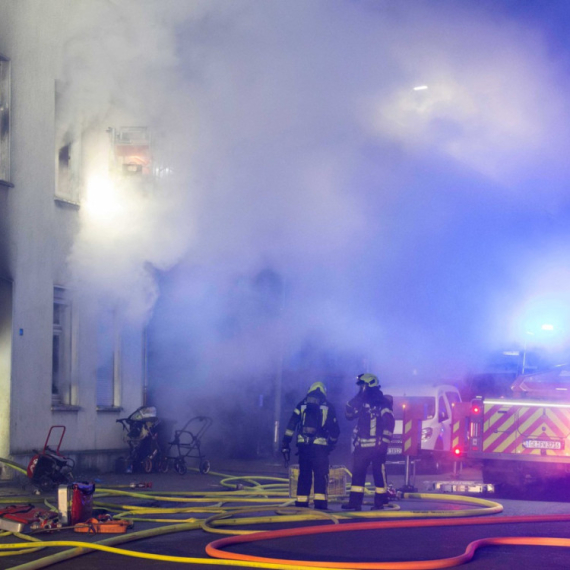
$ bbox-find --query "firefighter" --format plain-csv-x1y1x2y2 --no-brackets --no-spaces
342,373,394,511
281,381,340,510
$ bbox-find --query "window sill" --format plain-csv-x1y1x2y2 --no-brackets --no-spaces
51,404,81,413
0,179,14,188
54,196,80,209
96,406,123,413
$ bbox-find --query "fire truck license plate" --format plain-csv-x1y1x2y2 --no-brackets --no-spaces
387,446,402,455
523,439,564,450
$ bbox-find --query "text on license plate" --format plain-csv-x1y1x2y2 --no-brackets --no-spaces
387,447,402,455
523,439,564,450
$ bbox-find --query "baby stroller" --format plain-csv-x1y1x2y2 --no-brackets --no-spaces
116,406,162,473
160,416,212,475
27,426,75,492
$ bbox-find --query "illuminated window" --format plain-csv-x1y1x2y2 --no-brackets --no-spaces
0,55,10,186
52,287,72,405
109,126,152,176
96,308,120,409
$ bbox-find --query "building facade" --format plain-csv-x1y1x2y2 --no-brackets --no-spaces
0,2,147,477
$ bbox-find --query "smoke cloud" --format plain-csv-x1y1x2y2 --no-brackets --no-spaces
52,0,570,449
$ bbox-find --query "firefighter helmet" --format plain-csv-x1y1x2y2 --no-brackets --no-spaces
308,381,327,396
356,373,379,388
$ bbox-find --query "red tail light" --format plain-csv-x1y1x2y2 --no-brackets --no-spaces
453,447,462,457
471,399,483,415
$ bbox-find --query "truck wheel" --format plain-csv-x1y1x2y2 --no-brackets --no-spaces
483,460,524,496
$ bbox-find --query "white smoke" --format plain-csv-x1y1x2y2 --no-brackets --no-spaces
48,1,570,432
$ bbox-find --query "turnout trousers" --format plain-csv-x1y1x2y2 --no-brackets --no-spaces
295,444,330,510
347,445,388,509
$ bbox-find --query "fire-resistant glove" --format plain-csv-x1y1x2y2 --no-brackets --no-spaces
281,444,291,466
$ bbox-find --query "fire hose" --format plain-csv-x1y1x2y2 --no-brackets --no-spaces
0,461,570,569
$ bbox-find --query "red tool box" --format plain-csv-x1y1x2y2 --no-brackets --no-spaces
57,482,95,525
0,505,58,532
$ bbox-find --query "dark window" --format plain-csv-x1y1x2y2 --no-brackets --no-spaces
96,309,118,407
392,397,436,420
446,391,461,407
438,396,449,421
52,287,71,404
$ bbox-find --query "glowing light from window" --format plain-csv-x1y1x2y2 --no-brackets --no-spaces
413,85,428,91
84,175,122,219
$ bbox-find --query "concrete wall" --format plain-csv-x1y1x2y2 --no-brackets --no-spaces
0,2,146,473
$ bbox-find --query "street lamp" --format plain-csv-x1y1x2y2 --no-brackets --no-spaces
521,324,555,374
521,331,533,375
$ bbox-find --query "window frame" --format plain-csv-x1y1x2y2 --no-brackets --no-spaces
52,287,74,407
96,308,122,411
0,54,12,187
55,135,82,205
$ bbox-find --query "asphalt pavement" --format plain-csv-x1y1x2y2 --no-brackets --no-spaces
2,457,570,569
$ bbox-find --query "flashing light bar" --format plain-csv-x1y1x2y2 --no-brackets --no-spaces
413,85,428,91
484,399,570,409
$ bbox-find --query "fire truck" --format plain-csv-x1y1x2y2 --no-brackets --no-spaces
454,366,570,490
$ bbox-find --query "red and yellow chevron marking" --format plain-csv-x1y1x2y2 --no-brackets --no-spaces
403,420,413,453
451,402,472,450
482,402,570,456
452,421,460,449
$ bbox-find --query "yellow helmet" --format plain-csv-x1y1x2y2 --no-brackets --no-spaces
308,381,327,396
356,373,379,388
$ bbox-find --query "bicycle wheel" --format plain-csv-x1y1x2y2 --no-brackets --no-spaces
143,456,154,473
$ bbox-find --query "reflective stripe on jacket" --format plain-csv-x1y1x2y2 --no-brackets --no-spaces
282,395,340,448
345,389,394,448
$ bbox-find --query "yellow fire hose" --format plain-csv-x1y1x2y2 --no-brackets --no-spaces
4,514,570,570
0,492,506,569
0,458,569,569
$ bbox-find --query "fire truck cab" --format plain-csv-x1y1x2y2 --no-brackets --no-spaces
461,366,570,490
387,384,462,470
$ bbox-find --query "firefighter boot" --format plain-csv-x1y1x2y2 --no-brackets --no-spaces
341,491,363,511
295,501,310,508
314,500,328,510
371,492,387,510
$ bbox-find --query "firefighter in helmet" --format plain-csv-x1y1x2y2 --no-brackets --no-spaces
281,381,340,510
342,373,394,511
